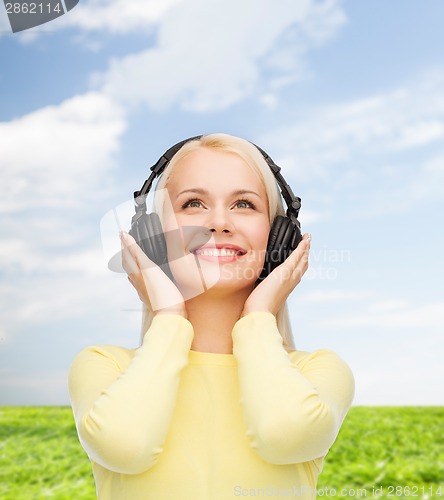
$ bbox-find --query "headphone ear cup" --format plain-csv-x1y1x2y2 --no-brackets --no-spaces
128,212,174,280
280,217,302,257
266,215,285,254
267,215,291,273
289,221,302,251
256,215,302,283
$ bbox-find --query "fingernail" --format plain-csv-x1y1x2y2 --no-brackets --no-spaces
119,230,128,241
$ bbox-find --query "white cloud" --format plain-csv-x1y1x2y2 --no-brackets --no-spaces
264,70,444,177
0,90,131,344
410,151,444,203
259,93,279,110
0,233,107,274
61,0,182,33
352,363,444,406
318,300,444,328
0,370,72,405
0,10,11,33
0,325,7,344
392,120,444,150
301,289,376,302
296,289,444,405
367,299,408,313
0,264,142,342
95,0,346,112
347,328,444,405
0,0,182,38
290,290,444,404
0,91,126,213
299,0,347,44
3,0,346,111
260,69,444,217
0,242,114,342
298,208,328,225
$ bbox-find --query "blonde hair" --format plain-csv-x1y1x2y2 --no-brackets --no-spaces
139,133,296,350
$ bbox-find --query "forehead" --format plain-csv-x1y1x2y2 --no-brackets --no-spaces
167,148,266,195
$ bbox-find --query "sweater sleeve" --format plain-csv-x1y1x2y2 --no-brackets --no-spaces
232,312,355,465
68,314,194,475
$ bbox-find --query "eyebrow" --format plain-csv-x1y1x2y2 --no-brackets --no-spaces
177,188,262,198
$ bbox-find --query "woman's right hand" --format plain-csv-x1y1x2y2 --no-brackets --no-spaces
120,231,187,318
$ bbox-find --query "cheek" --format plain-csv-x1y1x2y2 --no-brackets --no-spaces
245,217,270,267
161,211,180,233
163,212,204,233
163,213,215,260
251,217,270,249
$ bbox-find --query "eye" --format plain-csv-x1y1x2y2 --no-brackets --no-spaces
235,198,256,209
181,198,203,209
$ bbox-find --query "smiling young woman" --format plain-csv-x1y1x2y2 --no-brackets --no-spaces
68,133,355,500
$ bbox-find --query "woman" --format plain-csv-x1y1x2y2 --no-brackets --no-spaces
69,133,354,499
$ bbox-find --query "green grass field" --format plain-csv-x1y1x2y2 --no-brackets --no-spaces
0,407,443,499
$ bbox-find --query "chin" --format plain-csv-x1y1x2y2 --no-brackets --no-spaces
217,264,261,287
170,258,261,300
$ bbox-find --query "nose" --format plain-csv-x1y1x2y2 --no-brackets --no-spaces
206,206,235,234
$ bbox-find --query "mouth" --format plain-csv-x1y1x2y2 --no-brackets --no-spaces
190,244,247,262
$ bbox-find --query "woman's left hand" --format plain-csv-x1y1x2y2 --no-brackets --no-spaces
241,233,311,317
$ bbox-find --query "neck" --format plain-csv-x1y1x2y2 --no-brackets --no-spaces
185,287,252,354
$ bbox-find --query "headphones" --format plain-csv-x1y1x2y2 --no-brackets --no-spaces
129,135,302,284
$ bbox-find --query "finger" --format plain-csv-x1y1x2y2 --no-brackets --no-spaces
301,233,311,260
291,237,311,281
121,238,140,276
122,231,158,272
283,232,311,269
122,245,139,275
297,232,311,254
139,264,185,312
294,234,311,266
269,234,310,285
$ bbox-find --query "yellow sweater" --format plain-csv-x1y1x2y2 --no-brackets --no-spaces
68,312,354,500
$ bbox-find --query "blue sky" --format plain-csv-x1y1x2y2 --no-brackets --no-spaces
1,0,443,406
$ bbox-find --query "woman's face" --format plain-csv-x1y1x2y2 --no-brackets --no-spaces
161,148,270,298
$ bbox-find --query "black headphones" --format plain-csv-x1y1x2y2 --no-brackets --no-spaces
129,135,302,284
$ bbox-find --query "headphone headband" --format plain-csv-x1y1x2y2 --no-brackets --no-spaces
133,135,301,226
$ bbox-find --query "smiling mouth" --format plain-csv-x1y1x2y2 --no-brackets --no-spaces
190,245,247,260
194,248,245,257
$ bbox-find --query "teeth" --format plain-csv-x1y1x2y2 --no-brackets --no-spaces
195,248,238,257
